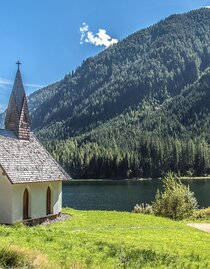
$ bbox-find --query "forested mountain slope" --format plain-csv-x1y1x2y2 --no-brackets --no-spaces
31,8,210,140
29,82,59,114
45,69,210,178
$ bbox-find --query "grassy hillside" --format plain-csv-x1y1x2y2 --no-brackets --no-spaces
1,209,210,268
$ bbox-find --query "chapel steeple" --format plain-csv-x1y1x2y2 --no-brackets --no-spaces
5,62,31,140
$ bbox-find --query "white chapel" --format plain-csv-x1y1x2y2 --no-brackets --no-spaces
0,63,69,224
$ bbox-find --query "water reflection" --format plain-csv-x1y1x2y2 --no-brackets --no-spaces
62,179,210,211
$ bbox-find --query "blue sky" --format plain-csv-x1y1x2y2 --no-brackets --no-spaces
0,0,210,110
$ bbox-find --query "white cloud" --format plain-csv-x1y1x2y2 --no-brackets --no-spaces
0,78,13,87
80,22,118,48
0,77,44,90
205,6,210,8
80,22,89,44
25,83,45,88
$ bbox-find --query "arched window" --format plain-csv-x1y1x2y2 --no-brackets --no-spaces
23,188,29,220
46,187,52,215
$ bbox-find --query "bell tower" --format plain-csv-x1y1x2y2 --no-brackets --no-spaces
5,62,31,140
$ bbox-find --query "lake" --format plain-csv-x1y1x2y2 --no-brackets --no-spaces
62,179,210,211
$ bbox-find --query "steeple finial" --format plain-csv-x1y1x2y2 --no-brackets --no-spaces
16,61,21,71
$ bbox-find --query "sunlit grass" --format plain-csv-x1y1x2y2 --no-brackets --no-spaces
0,209,210,268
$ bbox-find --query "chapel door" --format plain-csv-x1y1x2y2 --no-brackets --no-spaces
23,189,29,220
46,187,52,215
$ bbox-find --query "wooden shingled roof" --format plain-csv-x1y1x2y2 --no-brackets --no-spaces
11,70,26,114
0,129,70,184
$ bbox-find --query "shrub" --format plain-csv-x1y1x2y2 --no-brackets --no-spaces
133,203,153,214
152,173,198,220
185,169,195,177
191,207,210,220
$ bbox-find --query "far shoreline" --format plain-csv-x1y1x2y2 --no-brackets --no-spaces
68,176,210,182
179,176,210,180
68,178,154,182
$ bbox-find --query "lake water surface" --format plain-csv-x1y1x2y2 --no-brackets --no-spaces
62,179,210,211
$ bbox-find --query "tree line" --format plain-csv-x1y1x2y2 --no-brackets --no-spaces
45,136,210,179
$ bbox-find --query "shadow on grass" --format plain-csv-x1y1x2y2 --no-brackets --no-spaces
0,246,32,268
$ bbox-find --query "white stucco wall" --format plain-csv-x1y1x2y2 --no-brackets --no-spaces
0,168,13,224
12,181,62,223
0,174,62,224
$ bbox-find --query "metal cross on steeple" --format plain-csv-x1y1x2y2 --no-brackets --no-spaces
16,61,21,70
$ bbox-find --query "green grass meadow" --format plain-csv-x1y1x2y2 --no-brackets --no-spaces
0,209,210,268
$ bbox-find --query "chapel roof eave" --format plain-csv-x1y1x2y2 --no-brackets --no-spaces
0,130,71,184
